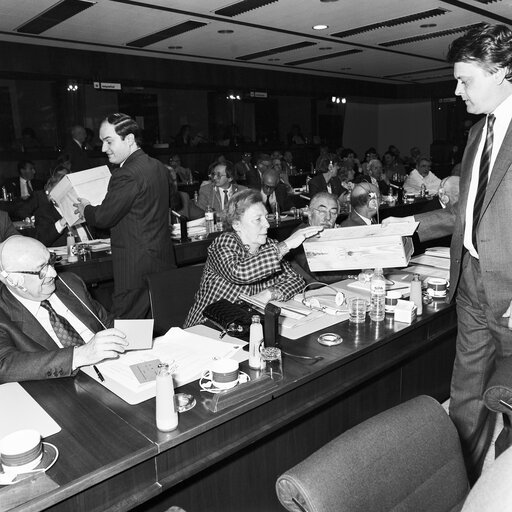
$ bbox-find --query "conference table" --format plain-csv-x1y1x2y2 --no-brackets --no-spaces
2,294,457,512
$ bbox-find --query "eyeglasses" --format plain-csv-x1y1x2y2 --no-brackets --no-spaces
311,207,339,218
8,253,57,280
213,172,227,178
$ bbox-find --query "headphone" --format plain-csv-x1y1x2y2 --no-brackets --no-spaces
302,282,346,315
355,182,380,223
0,238,27,292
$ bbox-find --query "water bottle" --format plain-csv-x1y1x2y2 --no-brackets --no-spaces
410,273,423,316
369,268,386,322
67,230,78,263
193,190,199,205
205,206,215,235
305,176,311,194
273,202,280,225
155,363,179,432
249,315,265,370
420,183,426,198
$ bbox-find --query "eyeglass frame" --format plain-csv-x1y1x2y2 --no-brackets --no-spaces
7,252,58,280
310,207,339,219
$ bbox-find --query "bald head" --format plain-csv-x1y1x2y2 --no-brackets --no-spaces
71,125,87,144
261,168,280,195
351,183,380,218
439,176,460,206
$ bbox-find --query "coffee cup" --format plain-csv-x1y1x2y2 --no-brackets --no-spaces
0,429,43,473
205,358,239,389
425,278,448,298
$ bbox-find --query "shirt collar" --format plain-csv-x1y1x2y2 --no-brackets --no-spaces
6,287,44,316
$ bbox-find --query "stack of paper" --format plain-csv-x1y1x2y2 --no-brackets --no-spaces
171,217,207,239
408,247,450,280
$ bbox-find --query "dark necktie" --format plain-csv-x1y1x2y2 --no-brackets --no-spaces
27,181,33,195
223,189,229,210
265,194,272,213
40,300,84,347
472,114,495,250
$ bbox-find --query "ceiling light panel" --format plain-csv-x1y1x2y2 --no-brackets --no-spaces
237,41,316,60
214,0,278,17
127,21,207,48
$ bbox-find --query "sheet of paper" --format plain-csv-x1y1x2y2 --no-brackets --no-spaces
410,254,450,270
0,383,61,439
49,166,111,226
424,247,450,259
114,319,154,350
405,264,450,281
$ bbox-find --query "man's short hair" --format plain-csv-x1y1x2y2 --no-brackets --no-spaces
310,192,339,211
416,155,431,166
256,153,271,165
446,23,512,81
17,160,33,174
215,161,236,181
104,113,142,145
351,183,378,210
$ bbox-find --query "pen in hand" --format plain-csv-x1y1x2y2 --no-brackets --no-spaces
93,365,105,382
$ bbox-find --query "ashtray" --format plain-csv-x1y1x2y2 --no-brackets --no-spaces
199,371,250,394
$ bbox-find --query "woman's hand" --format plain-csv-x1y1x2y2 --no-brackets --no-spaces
251,289,273,304
284,226,324,249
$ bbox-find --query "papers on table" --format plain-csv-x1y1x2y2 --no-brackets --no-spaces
171,217,207,239
81,327,244,404
49,166,111,226
51,238,111,257
0,383,61,439
408,246,451,280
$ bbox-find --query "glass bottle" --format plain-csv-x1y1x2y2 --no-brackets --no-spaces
156,363,179,432
249,315,265,370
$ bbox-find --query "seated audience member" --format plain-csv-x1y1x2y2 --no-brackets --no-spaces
0,236,127,383
260,168,293,213
383,176,460,242
289,192,348,284
382,151,406,181
197,161,246,217
339,148,361,176
62,125,91,172
234,152,252,183
403,146,421,172
308,154,347,201
272,157,291,189
0,211,19,241
340,182,380,227
403,156,441,196
184,190,322,327
6,160,42,200
54,153,72,173
282,150,296,175
246,153,271,190
169,154,194,183
174,124,192,147
315,146,329,170
354,159,389,195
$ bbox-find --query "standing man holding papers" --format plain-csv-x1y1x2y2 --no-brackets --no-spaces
75,113,174,319
446,24,512,483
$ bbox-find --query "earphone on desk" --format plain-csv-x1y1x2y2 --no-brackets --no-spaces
302,282,345,315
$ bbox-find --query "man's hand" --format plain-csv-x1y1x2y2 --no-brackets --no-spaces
73,328,128,368
284,226,324,249
73,197,91,220
502,299,512,330
381,215,416,227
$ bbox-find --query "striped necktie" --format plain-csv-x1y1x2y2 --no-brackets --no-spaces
472,114,495,250
40,300,84,347
223,189,229,210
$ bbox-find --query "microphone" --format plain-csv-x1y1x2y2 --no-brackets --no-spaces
56,275,108,330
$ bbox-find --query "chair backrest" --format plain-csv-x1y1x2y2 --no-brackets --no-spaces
276,395,469,512
146,264,204,335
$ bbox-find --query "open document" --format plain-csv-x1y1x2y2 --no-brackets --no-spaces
81,327,243,404
49,165,111,226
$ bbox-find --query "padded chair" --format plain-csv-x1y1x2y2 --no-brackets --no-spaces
146,264,204,335
276,395,512,512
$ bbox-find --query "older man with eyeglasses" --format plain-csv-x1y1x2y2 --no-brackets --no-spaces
0,236,127,383
288,192,349,284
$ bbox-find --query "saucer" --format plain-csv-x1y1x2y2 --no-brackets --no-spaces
0,442,58,486
199,371,250,394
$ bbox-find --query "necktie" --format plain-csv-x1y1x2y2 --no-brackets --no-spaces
40,300,84,347
27,181,33,195
265,194,272,213
223,189,229,210
472,114,495,250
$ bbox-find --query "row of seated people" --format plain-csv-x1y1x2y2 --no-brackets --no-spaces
0,175,459,382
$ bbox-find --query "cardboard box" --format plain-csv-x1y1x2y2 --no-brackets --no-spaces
49,165,111,226
303,222,418,271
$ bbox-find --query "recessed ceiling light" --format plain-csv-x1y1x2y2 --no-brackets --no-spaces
319,46,333,50
268,58,280,61
313,24,328,30
420,23,437,28
320,0,339,2
168,46,183,49
218,29,234,34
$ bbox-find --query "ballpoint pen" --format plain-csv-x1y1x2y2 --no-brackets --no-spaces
93,365,105,382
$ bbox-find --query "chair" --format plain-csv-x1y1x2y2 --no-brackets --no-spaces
146,264,204,335
276,395,512,512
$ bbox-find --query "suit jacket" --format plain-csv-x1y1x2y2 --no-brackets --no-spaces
234,160,252,182
340,211,369,227
0,211,19,241
263,183,294,213
245,167,262,190
5,177,43,200
32,191,68,247
84,149,175,294
449,115,512,313
0,272,113,383
63,139,91,172
308,174,346,198
197,183,247,213
415,203,456,243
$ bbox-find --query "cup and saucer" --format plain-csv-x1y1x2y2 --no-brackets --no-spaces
199,358,250,394
0,429,59,485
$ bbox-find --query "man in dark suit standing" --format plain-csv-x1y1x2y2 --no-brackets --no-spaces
445,24,512,483
0,236,127,382
75,113,175,319
63,125,91,172
340,183,380,227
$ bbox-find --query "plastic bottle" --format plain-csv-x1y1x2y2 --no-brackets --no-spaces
369,268,386,321
193,190,199,205
249,315,265,370
67,230,78,263
410,273,423,316
205,206,215,235
420,183,426,198
305,176,311,194
155,363,179,432
273,202,280,225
